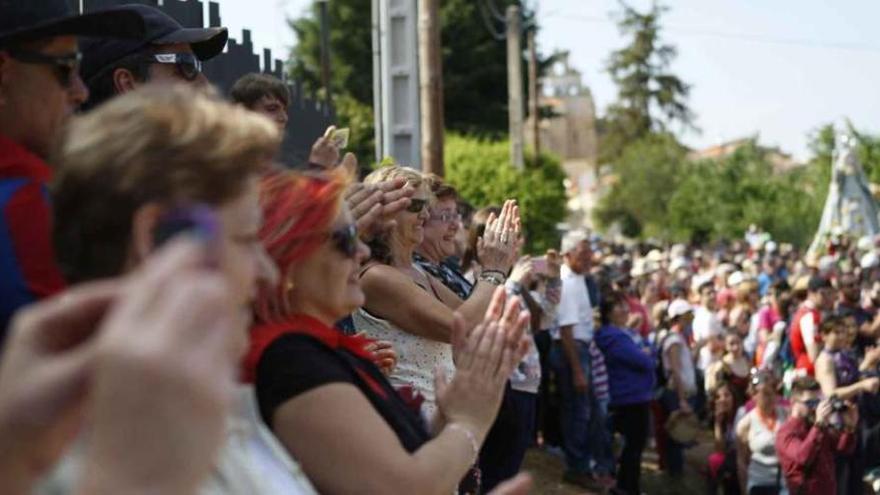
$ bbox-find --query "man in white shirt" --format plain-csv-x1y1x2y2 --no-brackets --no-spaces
692,281,724,397
551,231,602,489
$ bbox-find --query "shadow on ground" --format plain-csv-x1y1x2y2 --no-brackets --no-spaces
522,430,713,495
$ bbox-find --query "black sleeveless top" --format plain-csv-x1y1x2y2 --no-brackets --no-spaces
255,333,431,453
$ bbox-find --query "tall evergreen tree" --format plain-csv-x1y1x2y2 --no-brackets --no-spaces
599,1,694,164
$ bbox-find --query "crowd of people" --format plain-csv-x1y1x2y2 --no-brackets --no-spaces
3,3,880,495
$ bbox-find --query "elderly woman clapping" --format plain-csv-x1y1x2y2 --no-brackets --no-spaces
354,165,521,417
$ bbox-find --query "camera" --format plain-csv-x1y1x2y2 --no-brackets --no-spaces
830,395,848,412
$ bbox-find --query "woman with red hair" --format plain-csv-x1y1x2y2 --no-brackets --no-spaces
245,170,532,495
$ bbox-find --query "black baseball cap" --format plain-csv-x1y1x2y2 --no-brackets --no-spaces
80,4,227,82
0,0,145,47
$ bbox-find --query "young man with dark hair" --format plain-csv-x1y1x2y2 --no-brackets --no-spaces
0,0,144,337
230,72,290,130
776,376,857,495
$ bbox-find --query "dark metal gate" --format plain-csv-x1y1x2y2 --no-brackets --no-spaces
75,0,335,168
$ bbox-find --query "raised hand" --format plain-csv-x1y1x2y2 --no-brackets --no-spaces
437,287,531,438
308,126,342,169
508,256,536,286
79,239,242,494
477,200,521,274
345,177,414,240
545,249,562,278
0,281,118,490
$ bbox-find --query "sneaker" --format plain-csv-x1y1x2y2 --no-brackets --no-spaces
563,470,600,490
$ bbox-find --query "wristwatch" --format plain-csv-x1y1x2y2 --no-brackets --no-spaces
479,270,506,286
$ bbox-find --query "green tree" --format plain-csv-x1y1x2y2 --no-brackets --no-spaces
593,132,688,238
599,1,694,164
444,134,567,252
288,0,375,162
287,0,547,160
663,140,825,247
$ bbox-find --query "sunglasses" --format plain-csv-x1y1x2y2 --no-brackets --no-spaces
139,52,203,81
330,224,359,258
430,210,461,223
406,198,428,214
8,48,82,88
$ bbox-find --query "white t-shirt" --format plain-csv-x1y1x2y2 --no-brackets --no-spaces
692,305,723,343
37,386,319,495
662,331,697,396
556,264,594,342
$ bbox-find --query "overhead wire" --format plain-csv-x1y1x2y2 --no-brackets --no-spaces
477,0,507,41
545,12,880,54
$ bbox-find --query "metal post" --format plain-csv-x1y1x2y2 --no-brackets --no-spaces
318,0,332,107
506,5,524,169
527,29,540,166
372,0,384,163
418,0,444,176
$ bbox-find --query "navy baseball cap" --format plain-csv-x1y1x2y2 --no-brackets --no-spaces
80,3,227,82
0,0,145,47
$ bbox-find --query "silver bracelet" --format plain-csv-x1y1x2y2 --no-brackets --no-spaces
447,423,479,463
478,270,506,286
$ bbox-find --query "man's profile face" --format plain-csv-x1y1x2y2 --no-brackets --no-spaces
0,36,88,157
250,95,288,131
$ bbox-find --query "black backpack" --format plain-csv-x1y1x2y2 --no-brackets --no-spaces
654,329,673,390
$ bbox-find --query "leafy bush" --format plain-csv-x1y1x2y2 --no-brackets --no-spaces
444,133,568,253
593,132,688,239
592,131,859,247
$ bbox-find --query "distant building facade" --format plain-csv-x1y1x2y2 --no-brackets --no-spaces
526,52,599,229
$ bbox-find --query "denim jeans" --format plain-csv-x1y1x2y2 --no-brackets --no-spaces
590,396,614,476
550,339,593,474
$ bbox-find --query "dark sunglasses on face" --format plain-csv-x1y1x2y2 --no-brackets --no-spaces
7,48,82,88
140,52,203,81
406,198,428,214
430,210,461,223
330,224,359,258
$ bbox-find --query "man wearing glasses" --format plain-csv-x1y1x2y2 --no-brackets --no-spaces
80,4,227,110
0,0,144,338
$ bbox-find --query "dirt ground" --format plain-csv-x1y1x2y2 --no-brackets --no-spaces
521,431,713,495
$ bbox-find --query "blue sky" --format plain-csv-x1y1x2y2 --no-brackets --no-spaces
213,0,880,161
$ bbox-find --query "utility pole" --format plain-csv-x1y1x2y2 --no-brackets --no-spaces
418,0,444,176
527,29,540,166
317,0,332,107
506,5,524,169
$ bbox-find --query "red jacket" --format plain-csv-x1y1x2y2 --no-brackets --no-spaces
0,134,65,337
776,416,855,495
